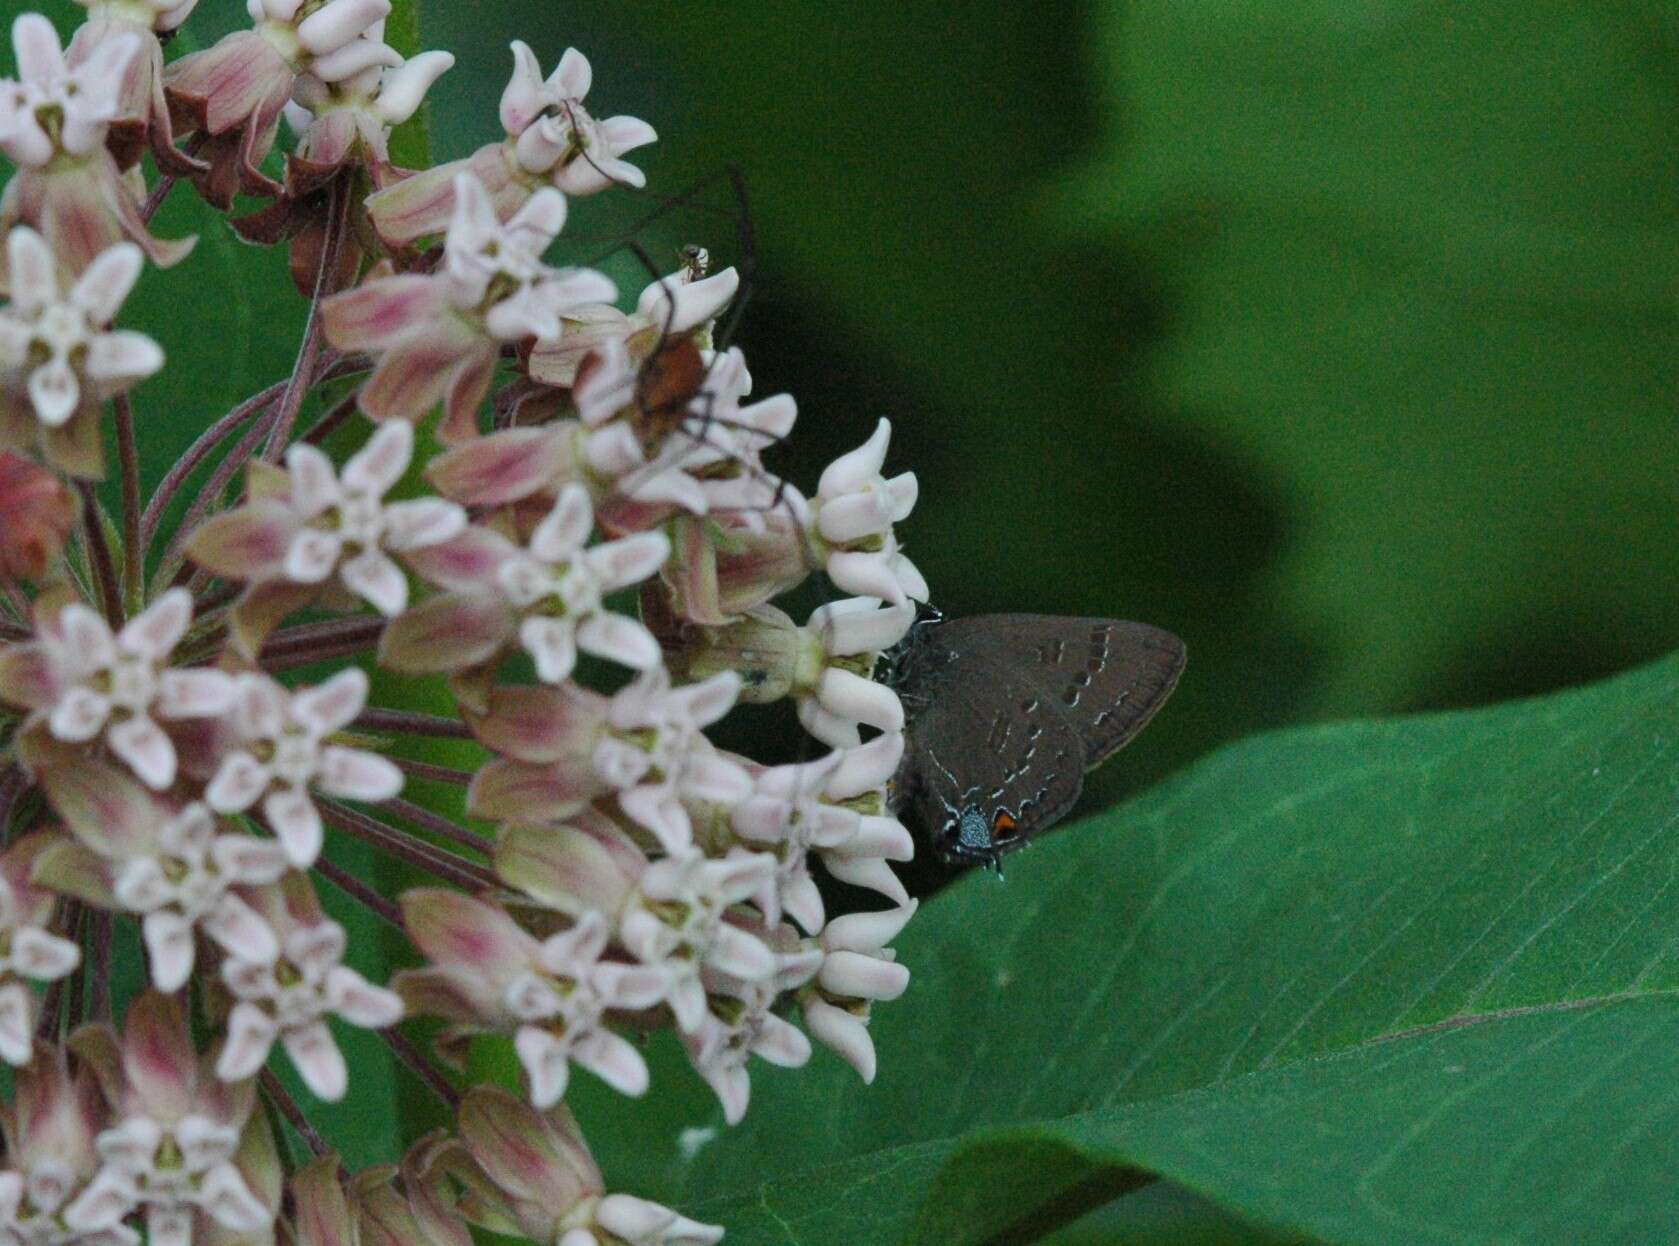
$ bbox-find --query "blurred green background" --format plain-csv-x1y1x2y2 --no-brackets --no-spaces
415,0,1679,816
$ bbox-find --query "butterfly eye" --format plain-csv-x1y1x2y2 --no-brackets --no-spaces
991,810,1019,842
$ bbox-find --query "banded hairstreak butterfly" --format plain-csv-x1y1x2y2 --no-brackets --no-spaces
885,610,1185,868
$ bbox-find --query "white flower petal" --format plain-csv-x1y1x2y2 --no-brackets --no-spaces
285,529,343,584
382,497,466,551
520,615,579,684
530,484,594,562
325,965,403,1028
85,331,164,387
11,927,80,981
585,530,671,590
206,752,270,813
342,419,413,494
575,612,661,671
340,548,409,616
0,983,31,1065
285,442,341,517
48,686,110,742
292,667,369,733
514,1025,570,1109
156,668,238,718
203,893,280,963
803,998,876,1083
27,360,80,428
283,1020,349,1101
107,714,177,790
141,910,196,992
317,745,403,802
263,787,323,867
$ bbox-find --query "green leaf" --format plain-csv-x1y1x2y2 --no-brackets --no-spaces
1063,0,1679,717
383,0,432,170
634,652,1679,1244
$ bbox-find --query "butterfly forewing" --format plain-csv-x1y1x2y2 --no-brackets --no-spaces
936,615,1185,769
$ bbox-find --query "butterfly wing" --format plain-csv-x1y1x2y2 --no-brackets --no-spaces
899,634,1087,862
935,615,1185,771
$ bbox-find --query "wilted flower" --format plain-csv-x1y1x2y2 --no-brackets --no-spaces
0,228,162,478
365,43,656,247
217,875,403,1101
323,173,615,442
68,0,204,175
206,668,404,867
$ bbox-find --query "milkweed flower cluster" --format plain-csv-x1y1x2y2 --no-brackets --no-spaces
0,6,929,1243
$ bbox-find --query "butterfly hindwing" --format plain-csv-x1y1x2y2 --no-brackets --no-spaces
934,615,1185,770
899,626,1087,862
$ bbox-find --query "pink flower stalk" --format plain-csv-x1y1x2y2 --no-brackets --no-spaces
323,173,615,443
163,0,394,208
206,669,403,867
365,43,656,248
0,228,162,478
0,14,192,279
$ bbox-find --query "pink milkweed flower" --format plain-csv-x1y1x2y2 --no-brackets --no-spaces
729,751,868,934
64,992,279,1245
186,422,467,658
0,1044,127,1246
680,941,819,1126
812,417,927,606
816,729,917,907
0,835,81,1066
68,0,204,176
618,849,778,1034
33,759,286,992
591,669,751,854
383,483,667,689
0,589,234,791
364,43,656,249
793,597,914,750
528,263,741,389
451,1087,721,1246
397,893,665,1110
0,228,162,479
205,668,403,868
215,875,403,1102
163,0,394,208
0,14,192,280
322,173,615,443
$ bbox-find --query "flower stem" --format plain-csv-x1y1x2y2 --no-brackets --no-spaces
260,1068,329,1158
353,708,473,739
380,796,491,857
85,909,112,1022
262,178,352,463
76,483,123,629
312,855,403,928
259,617,386,668
381,1026,460,1108
318,800,497,891
390,757,476,787
141,377,287,548
113,395,143,609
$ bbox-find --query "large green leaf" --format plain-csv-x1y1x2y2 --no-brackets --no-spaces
1065,0,1679,716
603,651,1679,1244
